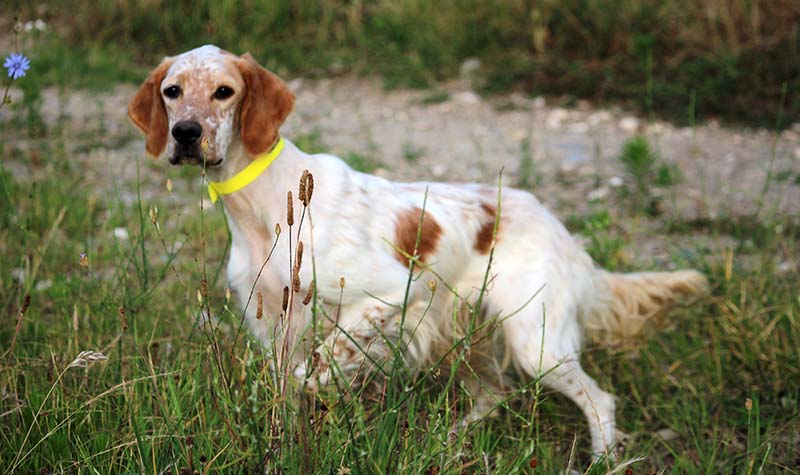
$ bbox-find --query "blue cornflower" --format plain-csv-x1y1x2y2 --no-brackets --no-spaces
4,53,30,80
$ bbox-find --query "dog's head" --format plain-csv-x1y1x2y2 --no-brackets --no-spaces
128,45,294,167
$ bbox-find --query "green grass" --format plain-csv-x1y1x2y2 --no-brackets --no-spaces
5,0,800,127
0,115,798,474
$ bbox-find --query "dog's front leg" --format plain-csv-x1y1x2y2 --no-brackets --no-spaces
297,300,406,391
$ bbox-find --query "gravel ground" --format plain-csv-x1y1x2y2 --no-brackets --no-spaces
3,76,799,269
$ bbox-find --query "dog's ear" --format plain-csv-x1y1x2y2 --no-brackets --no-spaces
235,53,294,156
128,58,174,157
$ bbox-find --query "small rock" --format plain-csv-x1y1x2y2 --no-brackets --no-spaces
511,128,527,141
778,260,795,274
646,122,668,135
608,176,624,188
113,227,129,240
287,78,304,91
532,97,546,109
793,147,800,159
35,279,53,292
568,122,590,133
459,57,482,81
655,428,680,441
619,117,639,133
454,91,480,105
587,186,609,201
780,129,798,142
546,108,568,130
587,110,612,126
374,168,391,178
11,268,26,282
431,164,447,178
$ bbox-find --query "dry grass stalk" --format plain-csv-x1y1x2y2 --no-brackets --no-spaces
256,291,263,319
67,351,108,369
118,305,128,331
7,293,31,357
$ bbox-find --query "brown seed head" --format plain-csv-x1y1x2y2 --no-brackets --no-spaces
287,191,294,226
303,281,314,305
299,170,309,206
275,223,281,236
282,286,289,311
295,241,304,271
200,278,208,297
339,276,346,289
256,291,263,319
745,398,753,411
529,457,538,468
292,268,301,293
306,173,314,204
21,293,31,314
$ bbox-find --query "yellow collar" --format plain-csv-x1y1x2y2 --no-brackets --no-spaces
207,137,285,203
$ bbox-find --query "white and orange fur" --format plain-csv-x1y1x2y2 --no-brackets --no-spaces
129,45,708,458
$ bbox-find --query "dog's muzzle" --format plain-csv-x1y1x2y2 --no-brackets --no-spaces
169,120,221,166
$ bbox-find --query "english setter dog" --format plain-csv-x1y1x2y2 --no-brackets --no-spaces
129,45,708,458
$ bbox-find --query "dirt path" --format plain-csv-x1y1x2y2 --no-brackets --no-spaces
4,76,799,235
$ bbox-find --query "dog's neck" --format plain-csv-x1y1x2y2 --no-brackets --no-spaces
207,138,308,235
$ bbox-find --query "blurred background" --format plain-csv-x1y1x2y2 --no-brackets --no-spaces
2,3,800,473
5,0,800,127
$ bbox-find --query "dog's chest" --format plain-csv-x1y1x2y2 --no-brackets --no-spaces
225,220,286,315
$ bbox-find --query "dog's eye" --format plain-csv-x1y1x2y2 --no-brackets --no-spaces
163,85,182,99
213,86,234,100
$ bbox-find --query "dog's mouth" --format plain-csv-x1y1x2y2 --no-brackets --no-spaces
169,146,223,167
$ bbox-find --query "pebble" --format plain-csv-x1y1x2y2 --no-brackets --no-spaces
431,164,447,178
532,97,546,109
608,176,624,187
546,108,568,130
646,122,668,135
11,268,25,282
587,111,611,127
35,279,53,292
793,147,800,159
619,117,639,133
113,227,129,240
454,91,480,105
459,58,482,81
587,186,609,201
568,122,590,133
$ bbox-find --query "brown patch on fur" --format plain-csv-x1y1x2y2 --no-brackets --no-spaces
393,207,443,267
128,58,175,156
475,202,499,254
235,53,295,156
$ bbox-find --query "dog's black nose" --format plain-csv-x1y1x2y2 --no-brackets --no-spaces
172,120,202,145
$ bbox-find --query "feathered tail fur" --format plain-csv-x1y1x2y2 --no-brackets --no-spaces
583,269,709,345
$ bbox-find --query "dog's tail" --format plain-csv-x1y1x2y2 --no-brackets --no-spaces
582,269,709,345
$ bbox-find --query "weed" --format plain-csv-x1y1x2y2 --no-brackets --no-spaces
402,141,425,163
343,151,381,173
566,209,626,271
515,138,538,190
617,135,682,215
